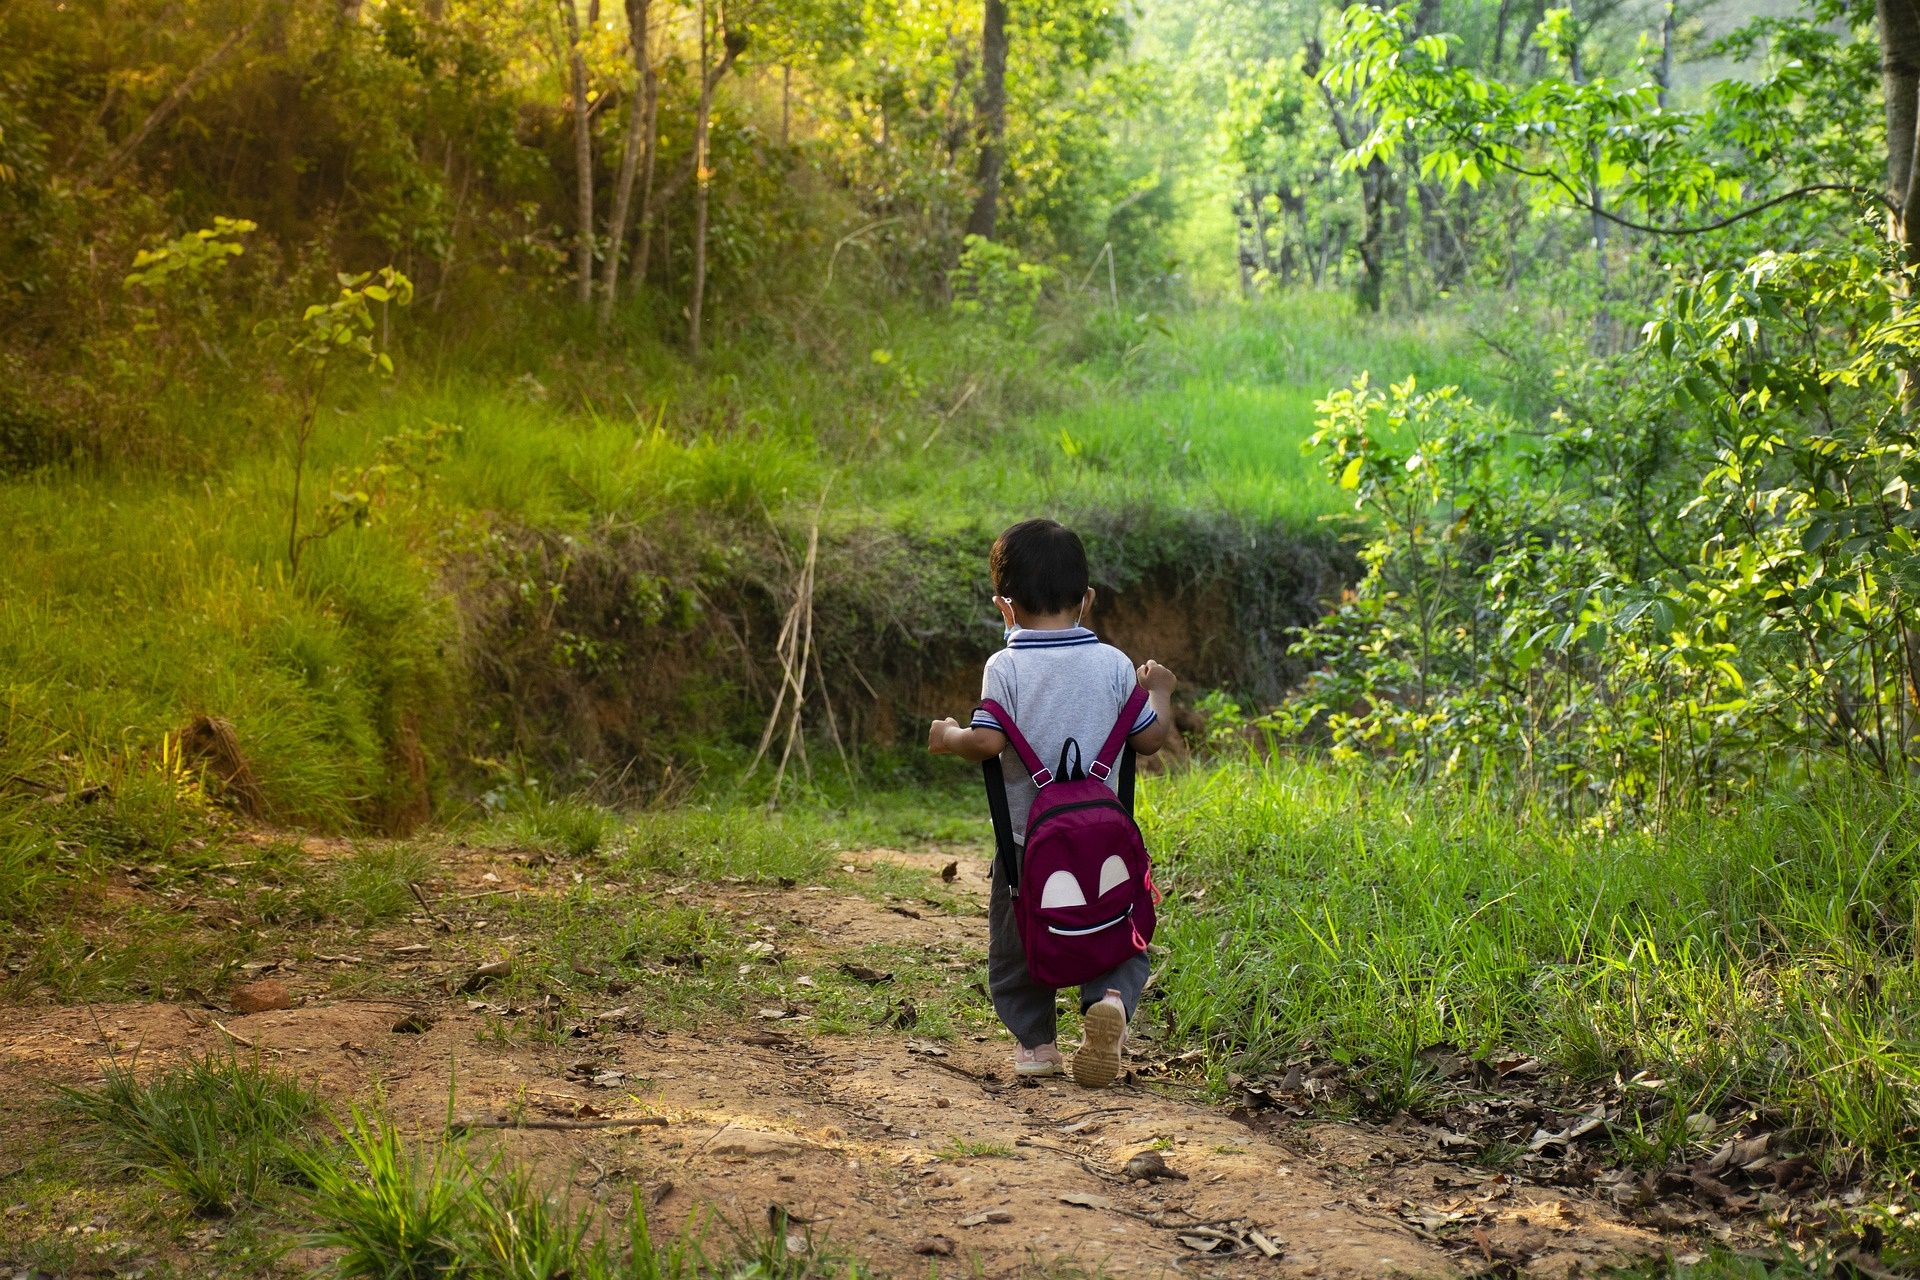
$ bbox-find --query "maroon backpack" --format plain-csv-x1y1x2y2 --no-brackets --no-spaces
978,687,1158,988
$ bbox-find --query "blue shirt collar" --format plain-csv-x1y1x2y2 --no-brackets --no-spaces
1008,625,1098,649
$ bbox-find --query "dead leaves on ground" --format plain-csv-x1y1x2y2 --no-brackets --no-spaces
1217,1041,1858,1261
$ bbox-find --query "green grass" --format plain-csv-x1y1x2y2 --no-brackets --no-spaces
0,289,1480,833
62,1050,323,1216
1139,756,1920,1168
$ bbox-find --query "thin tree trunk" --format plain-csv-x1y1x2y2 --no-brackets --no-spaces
689,0,716,355
686,0,743,355
599,0,652,321
1657,0,1675,108
633,44,663,287
562,0,597,307
965,0,1009,240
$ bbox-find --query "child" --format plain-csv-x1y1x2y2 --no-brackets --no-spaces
928,518,1176,1088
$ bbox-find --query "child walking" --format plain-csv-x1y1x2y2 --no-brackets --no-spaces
928,519,1176,1088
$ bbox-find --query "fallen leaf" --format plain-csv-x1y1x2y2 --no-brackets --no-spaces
1177,1236,1219,1253
888,905,923,920
459,959,513,994
913,1236,957,1256
957,1209,1013,1227
390,1012,434,1034
839,964,894,984
941,861,958,882
1248,1230,1281,1258
1058,1192,1113,1210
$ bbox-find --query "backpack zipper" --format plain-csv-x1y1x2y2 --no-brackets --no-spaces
1023,797,1141,844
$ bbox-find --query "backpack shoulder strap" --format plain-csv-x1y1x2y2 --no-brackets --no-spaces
1090,686,1150,781
981,756,1021,893
976,698,1054,787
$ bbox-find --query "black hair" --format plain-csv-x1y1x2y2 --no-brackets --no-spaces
990,519,1089,615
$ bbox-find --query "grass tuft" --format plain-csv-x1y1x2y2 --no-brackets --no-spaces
61,1050,321,1215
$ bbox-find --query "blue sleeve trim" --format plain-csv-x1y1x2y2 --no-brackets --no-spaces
1130,706,1158,734
971,711,1004,731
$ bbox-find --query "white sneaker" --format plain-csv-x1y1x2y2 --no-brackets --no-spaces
1015,1043,1066,1076
1073,990,1128,1089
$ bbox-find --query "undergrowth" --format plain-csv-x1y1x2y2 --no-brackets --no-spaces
1142,758,1920,1172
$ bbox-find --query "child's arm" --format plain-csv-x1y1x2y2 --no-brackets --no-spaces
928,718,1009,762
1127,660,1178,755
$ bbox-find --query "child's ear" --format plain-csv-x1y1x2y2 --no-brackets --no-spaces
994,595,1018,628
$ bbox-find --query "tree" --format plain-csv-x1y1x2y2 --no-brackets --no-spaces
560,0,599,307
687,0,746,356
600,0,657,321
966,0,1010,240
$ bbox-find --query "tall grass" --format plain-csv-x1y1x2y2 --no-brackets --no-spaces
0,288,1475,829
1141,758,1920,1161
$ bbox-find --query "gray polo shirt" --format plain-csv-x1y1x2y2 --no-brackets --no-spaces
970,626,1157,845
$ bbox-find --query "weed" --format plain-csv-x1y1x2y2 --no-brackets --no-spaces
612,808,833,884
61,1050,321,1215
498,795,621,860
296,1107,479,1279
312,844,438,929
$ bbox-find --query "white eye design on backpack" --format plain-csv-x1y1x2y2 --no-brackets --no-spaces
1039,869,1088,909
1039,858,1132,910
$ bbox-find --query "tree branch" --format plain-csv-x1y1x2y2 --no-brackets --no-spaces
89,18,258,185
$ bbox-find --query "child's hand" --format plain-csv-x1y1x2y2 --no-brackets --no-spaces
928,717,960,754
1137,660,1176,696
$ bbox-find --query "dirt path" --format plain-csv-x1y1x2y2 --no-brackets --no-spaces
0,847,1667,1278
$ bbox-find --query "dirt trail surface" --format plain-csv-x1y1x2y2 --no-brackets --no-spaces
0,847,1666,1278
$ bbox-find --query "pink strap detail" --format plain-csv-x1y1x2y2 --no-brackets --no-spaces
1092,687,1150,777
976,699,1051,786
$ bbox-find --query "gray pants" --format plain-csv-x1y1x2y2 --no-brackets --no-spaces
988,856,1150,1049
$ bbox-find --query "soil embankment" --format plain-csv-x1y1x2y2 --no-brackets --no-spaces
462,513,1354,786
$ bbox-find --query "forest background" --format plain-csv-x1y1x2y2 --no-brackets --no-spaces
9,0,1920,1269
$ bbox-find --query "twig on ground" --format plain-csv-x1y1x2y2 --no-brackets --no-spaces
210,1019,254,1048
451,1116,669,1134
407,881,454,931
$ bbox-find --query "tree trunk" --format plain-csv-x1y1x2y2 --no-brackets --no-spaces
633,42,663,287
965,0,1009,241
562,0,597,307
1657,0,1675,108
1880,0,1920,253
599,0,653,321
689,0,716,355
686,0,743,356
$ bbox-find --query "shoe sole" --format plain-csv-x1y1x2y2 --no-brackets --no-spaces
1073,1001,1125,1089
